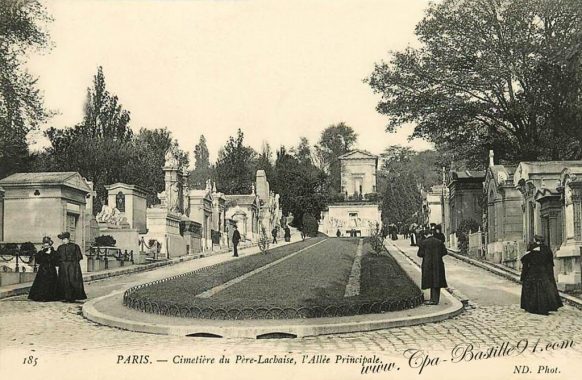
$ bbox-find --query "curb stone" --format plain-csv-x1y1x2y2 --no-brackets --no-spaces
82,238,464,338
446,249,582,310
384,240,471,306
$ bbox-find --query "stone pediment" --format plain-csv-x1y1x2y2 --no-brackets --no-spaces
0,172,92,193
338,150,378,161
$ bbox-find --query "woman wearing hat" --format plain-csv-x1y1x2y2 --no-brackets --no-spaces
520,234,563,315
28,237,60,301
56,232,87,302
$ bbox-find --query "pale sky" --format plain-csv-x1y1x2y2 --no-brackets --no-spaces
27,0,433,166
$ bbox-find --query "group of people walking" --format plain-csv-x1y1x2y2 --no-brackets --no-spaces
414,228,563,315
28,232,87,303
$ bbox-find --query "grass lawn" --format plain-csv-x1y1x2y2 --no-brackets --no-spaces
130,238,325,305
125,237,423,319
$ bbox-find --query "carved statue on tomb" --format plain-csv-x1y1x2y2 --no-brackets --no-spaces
565,178,573,206
96,204,114,223
164,147,179,168
168,181,180,214
96,204,129,227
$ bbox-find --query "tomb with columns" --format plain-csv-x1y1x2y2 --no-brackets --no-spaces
483,152,524,268
509,161,582,290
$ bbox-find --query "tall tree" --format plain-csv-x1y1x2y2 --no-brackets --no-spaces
315,122,358,192
190,134,212,189
378,146,450,226
131,128,189,206
367,0,582,163
81,66,132,141
215,129,257,194
0,0,51,178
41,67,134,211
272,146,327,228
294,136,313,166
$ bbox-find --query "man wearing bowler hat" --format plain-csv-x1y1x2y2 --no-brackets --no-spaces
56,232,87,302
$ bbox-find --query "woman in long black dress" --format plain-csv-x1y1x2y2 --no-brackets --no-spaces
28,236,60,302
520,235,563,315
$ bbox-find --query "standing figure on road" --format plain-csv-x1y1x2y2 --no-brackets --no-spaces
28,236,60,302
417,229,448,305
56,232,87,302
271,227,278,244
520,235,563,315
434,225,446,243
410,224,417,246
284,225,291,242
232,224,241,257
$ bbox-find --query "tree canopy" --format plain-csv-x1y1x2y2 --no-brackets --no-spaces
0,0,52,177
378,146,449,226
190,134,212,189
215,129,257,194
36,67,188,212
315,123,358,192
367,0,582,164
271,145,328,228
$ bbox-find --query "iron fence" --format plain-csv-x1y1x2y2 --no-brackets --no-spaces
0,242,39,272
86,246,134,268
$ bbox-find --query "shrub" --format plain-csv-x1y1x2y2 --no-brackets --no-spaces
20,242,37,255
302,213,319,237
456,218,480,255
368,225,385,255
95,235,116,247
364,192,379,202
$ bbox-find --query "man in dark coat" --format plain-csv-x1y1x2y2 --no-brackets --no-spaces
232,225,241,257
417,229,448,305
434,224,446,243
520,234,563,315
56,232,87,302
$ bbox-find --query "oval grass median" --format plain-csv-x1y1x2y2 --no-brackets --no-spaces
123,238,423,320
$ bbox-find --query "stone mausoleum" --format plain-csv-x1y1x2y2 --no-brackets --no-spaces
0,149,282,271
0,172,94,250
319,150,381,237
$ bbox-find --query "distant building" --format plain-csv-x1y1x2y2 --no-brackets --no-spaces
320,150,381,237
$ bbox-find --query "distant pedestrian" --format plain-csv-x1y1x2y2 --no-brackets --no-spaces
56,232,87,303
232,225,241,257
410,224,417,246
28,236,60,302
520,235,563,315
434,225,446,243
271,227,278,244
417,229,448,305
336,229,341,238
284,226,291,242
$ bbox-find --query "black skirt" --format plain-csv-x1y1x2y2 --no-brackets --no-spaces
28,250,60,302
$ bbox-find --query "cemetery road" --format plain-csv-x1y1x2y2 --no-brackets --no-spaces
1,238,581,356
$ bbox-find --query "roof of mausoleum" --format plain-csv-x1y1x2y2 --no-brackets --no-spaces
513,161,582,185
339,149,377,159
224,194,258,206
0,172,92,192
450,170,486,180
